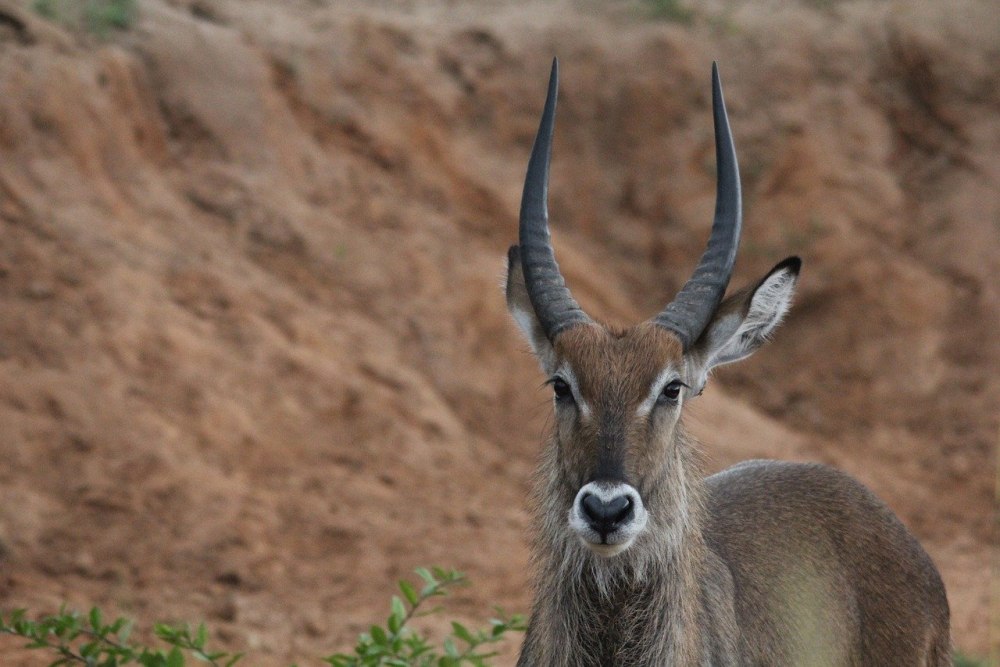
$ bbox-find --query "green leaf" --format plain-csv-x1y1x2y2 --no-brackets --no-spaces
117,619,133,643
450,622,474,645
369,624,388,646
154,623,177,641
80,640,100,657
166,646,184,667
390,596,406,621
89,607,103,632
399,580,420,607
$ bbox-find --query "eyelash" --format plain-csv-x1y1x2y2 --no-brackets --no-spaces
549,376,574,402
548,377,687,407
656,380,688,405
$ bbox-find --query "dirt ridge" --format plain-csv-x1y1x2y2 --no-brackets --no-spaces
0,0,995,662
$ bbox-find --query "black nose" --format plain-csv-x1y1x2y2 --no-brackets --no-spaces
581,493,634,536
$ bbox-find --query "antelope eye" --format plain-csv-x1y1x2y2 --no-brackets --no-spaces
657,380,685,405
551,377,573,402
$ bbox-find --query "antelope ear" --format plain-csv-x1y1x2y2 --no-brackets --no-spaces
687,257,801,394
506,245,557,373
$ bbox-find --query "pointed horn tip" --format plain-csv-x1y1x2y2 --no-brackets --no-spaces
712,62,723,97
516,59,590,340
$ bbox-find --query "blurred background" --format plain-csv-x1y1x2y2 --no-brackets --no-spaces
0,0,996,663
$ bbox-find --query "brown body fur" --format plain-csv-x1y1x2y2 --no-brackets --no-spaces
511,316,949,667
519,440,950,666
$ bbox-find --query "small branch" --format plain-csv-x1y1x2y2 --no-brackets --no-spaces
0,627,90,664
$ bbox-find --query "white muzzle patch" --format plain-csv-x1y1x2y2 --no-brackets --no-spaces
568,481,648,558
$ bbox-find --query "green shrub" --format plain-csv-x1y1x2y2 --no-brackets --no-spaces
85,0,136,33
0,568,525,666
0,606,242,666
326,567,525,666
31,0,137,36
953,651,987,667
643,0,694,23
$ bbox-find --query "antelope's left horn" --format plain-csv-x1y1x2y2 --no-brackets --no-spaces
653,63,742,349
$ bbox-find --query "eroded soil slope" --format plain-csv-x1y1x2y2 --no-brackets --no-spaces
0,0,996,663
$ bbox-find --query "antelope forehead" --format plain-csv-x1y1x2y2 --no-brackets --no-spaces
556,359,682,414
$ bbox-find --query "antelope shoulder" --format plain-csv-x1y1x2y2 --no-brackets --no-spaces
703,460,949,664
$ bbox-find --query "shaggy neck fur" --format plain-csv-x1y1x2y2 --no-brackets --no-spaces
519,427,714,667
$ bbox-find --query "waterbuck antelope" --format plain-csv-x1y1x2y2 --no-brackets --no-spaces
506,60,950,666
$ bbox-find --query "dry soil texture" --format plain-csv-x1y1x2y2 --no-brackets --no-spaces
0,0,996,664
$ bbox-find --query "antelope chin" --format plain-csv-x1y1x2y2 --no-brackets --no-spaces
583,538,634,558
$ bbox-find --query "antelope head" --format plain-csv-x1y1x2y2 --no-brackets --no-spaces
506,60,801,560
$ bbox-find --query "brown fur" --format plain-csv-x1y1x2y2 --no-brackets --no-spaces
507,256,950,666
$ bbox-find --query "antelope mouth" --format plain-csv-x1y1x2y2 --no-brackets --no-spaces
569,482,648,558
585,539,634,558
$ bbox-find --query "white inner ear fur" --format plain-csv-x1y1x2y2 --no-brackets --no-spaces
509,303,557,373
739,267,798,346
508,302,592,416
689,266,798,394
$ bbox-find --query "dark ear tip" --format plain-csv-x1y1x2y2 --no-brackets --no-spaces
774,256,802,275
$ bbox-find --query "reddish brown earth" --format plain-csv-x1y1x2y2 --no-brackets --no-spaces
0,0,996,664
